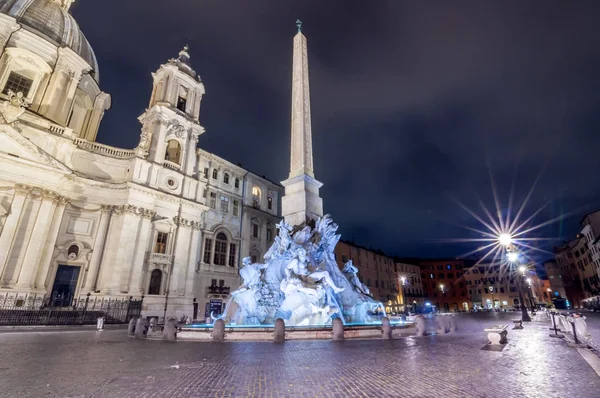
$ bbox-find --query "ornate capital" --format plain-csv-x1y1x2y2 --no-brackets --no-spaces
191,220,202,230
173,216,192,228
100,205,114,213
13,184,32,195
141,209,156,219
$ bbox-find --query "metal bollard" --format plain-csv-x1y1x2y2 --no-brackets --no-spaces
97,316,105,331
549,312,564,339
570,318,580,345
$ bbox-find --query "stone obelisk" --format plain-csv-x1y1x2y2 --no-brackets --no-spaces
281,20,324,227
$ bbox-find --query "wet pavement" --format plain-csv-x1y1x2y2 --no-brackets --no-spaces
0,312,598,397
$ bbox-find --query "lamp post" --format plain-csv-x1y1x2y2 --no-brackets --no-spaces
400,276,408,315
489,286,495,310
439,284,446,313
526,277,535,311
517,265,532,322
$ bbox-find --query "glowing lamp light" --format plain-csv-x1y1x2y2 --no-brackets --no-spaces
507,252,519,263
526,278,532,285
400,276,406,285
519,265,526,274
498,233,513,247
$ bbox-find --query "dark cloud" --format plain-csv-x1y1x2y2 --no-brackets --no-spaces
72,0,600,258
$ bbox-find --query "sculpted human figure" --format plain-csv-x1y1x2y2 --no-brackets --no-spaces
239,257,267,289
308,271,344,294
285,247,310,279
342,260,370,295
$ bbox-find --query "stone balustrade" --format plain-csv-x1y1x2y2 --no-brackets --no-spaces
72,137,136,159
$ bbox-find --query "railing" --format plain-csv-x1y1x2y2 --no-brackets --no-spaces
207,286,230,295
72,138,136,159
19,112,74,137
148,253,173,264
0,293,143,326
163,160,181,170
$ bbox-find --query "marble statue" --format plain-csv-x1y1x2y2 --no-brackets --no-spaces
216,215,385,326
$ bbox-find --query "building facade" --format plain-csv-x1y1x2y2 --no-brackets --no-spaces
333,241,396,305
0,1,280,321
394,262,424,313
553,235,596,307
417,259,469,312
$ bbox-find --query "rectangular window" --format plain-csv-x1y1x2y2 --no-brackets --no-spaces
154,232,168,254
209,192,216,209
252,223,259,238
228,243,236,267
267,228,272,242
3,72,33,97
220,195,229,212
219,279,225,287
177,96,187,112
267,196,273,210
234,178,240,189
211,279,217,286
203,238,212,263
212,169,218,179
203,168,208,178
375,280,378,288
213,239,227,266
202,188,207,198
233,200,239,216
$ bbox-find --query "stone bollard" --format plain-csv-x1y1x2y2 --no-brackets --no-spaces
134,317,149,339
96,316,105,331
574,316,590,340
128,317,137,336
381,317,392,339
415,315,426,337
212,319,225,342
447,315,457,333
436,315,448,334
162,318,178,341
148,317,157,334
332,318,344,341
274,318,286,343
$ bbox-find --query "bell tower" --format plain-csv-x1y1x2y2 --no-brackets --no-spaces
136,46,205,177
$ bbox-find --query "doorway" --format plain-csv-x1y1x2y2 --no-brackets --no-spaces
50,265,80,307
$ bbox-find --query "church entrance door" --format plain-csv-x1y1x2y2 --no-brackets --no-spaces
50,265,80,307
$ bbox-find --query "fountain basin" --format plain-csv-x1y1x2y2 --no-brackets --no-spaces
177,321,415,341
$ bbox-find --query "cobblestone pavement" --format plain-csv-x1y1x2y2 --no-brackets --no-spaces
0,313,598,398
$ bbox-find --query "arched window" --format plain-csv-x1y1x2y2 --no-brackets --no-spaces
213,232,228,266
148,269,162,295
223,173,230,184
165,140,181,164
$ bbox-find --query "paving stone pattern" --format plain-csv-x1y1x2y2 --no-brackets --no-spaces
0,313,598,398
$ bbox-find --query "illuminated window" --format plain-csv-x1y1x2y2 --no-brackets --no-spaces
252,187,261,208
154,232,168,254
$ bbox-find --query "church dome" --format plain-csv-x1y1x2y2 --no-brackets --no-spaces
0,0,99,82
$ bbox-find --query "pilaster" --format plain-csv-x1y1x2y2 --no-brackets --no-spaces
170,216,192,296
81,205,112,293
128,209,155,294
34,196,68,290
185,222,202,296
15,190,60,289
0,184,31,284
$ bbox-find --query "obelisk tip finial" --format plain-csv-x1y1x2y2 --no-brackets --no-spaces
296,19,302,33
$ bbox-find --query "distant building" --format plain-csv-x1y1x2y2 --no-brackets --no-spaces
417,259,469,312
553,235,596,307
334,241,396,305
544,260,567,301
395,262,424,313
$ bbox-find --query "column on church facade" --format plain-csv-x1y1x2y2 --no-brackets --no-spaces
80,205,112,293
185,222,202,296
95,207,124,293
184,132,199,176
0,185,30,284
110,207,143,293
15,191,59,289
170,217,192,296
128,209,155,295
34,197,68,290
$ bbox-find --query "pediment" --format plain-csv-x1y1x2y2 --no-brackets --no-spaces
0,126,71,172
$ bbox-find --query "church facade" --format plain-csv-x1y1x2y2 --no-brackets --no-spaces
0,0,281,320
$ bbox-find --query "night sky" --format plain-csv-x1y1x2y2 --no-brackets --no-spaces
71,1,600,259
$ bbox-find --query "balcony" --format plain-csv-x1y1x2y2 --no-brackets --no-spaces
148,253,172,265
207,285,230,295
163,160,181,171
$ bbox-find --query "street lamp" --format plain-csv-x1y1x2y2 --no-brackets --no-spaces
489,286,495,310
516,264,532,322
498,233,513,247
526,277,535,311
400,276,408,315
